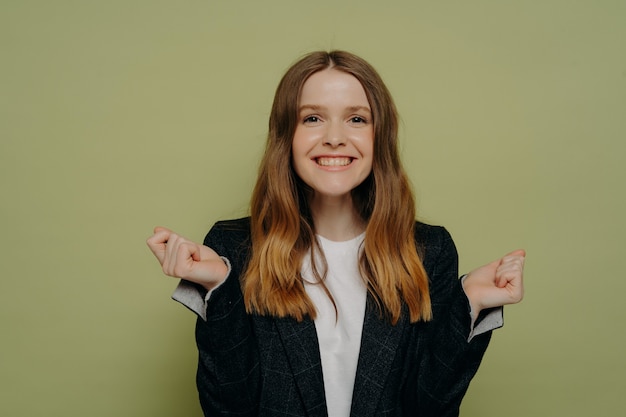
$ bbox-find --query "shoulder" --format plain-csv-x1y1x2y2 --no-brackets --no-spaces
413,221,458,275
210,216,251,233
413,221,456,254
202,217,252,254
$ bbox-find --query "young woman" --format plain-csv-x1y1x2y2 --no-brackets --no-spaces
147,50,525,417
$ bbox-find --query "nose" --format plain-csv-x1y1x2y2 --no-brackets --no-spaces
324,122,346,148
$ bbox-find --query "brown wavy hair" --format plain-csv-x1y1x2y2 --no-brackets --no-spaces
242,50,431,324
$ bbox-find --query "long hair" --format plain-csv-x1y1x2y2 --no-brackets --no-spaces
243,50,431,324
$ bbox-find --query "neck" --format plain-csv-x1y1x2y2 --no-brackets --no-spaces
308,194,366,242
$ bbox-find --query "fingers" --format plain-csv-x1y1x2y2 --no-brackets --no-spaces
464,249,527,311
503,248,526,259
494,250,525,303
162,232,195,276
146,227,172,264
146,227,228,290
153,226,170,234
146,227,196,273
496,249,526,282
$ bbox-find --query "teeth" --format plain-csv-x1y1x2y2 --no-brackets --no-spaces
316,157,352,167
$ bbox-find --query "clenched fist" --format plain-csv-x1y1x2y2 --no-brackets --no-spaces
146,227,228,291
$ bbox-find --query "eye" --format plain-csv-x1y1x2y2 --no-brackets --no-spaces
349,116,367,124
303,115,320,123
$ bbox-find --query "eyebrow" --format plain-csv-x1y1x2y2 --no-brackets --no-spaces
298,104,372,114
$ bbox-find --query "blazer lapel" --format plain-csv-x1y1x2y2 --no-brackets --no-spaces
350,296,408,417
274,317,328,417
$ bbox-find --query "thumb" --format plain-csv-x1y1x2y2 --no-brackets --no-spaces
467,257,500,280
153,226,171,235
504,249,526,258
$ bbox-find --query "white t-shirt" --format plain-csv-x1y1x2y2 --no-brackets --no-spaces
301,233,367,417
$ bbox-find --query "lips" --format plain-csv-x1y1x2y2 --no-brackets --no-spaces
315,157,353,167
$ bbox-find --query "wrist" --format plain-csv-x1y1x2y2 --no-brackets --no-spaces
200,256,230,292
461,274,483,321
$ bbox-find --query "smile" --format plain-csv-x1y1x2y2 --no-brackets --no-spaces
315,157,353,167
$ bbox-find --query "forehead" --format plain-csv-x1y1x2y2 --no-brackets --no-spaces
299,69,370,106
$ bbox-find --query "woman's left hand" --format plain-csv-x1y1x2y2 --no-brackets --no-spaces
462,249,526,317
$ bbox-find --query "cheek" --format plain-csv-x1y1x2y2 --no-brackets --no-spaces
290,137,307,175
291,137,302,161
291,128,304,152
291,128,316,160
364,135,375,174
362,131,375,160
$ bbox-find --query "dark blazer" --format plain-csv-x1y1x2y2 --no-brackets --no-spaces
193,217,491,417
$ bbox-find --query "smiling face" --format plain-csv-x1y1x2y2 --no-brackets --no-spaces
291,68,374,202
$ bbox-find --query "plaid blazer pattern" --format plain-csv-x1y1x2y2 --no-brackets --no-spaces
192,217,492,417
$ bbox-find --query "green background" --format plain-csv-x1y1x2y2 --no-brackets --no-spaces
2,1,624,416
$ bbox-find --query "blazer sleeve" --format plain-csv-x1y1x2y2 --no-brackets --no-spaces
193,220,261,417
412,225,492,417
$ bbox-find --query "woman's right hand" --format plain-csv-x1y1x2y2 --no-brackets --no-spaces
146,226,228,291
